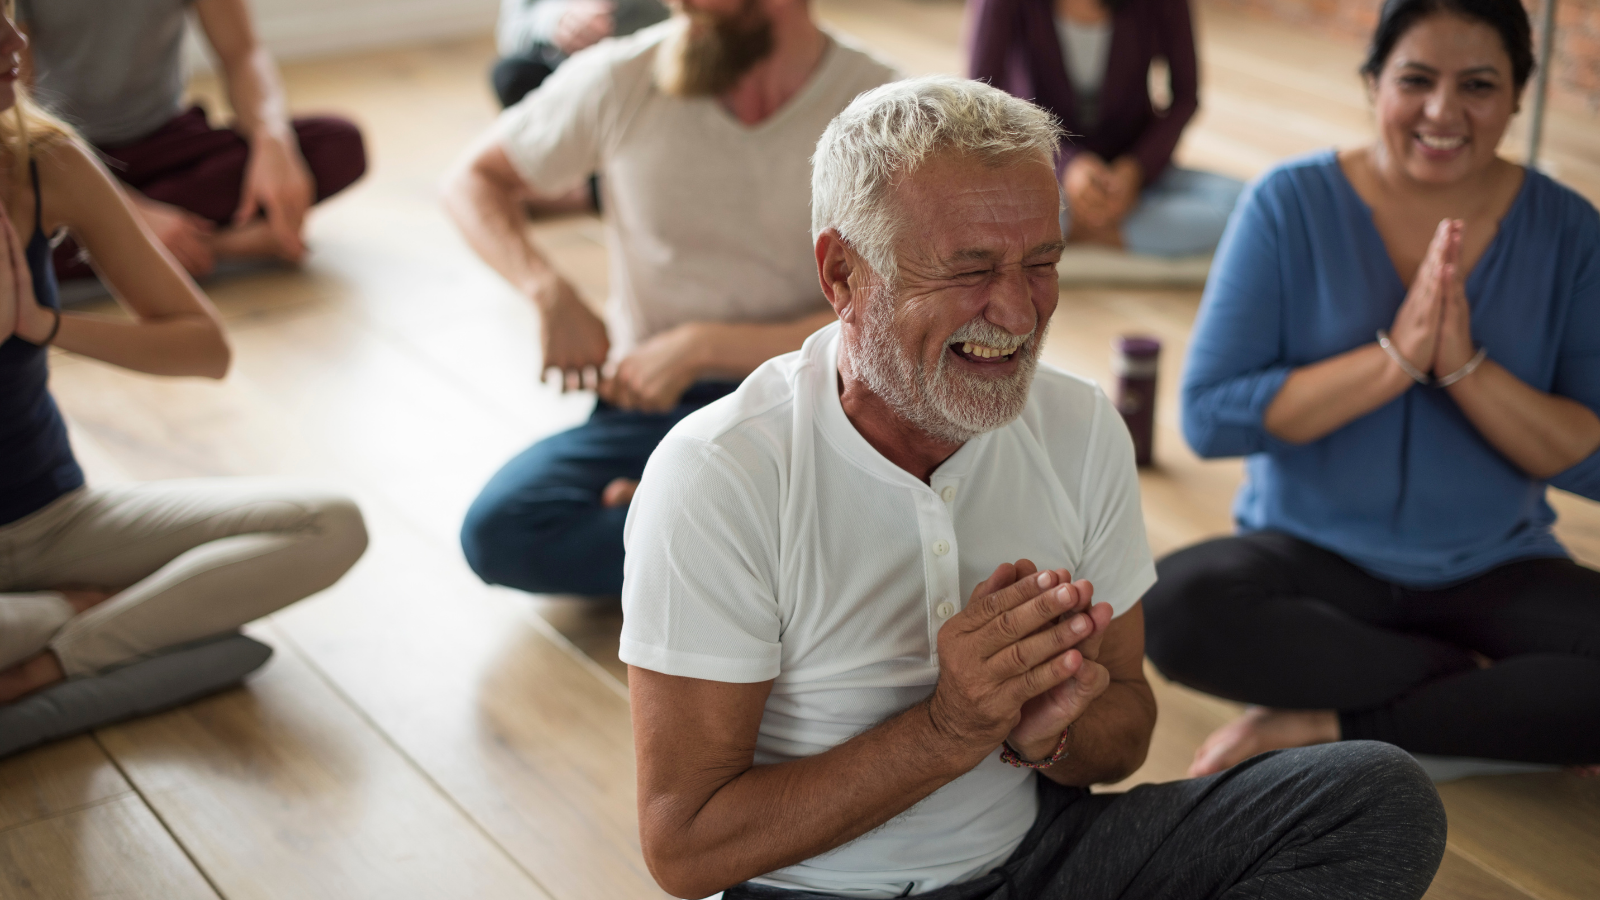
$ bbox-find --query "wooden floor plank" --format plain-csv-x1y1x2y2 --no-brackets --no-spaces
0,794,219,900
95,624,553,900
0,738,132,834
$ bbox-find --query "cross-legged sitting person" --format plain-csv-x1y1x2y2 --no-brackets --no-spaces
1143,0,1600,777
0,12,367,756
967,0,1243,261
492,0,669,109
20,0,367,280
620,76,1447,900
445,0,897,596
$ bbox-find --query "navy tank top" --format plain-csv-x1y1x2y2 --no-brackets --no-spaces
0,161,85,525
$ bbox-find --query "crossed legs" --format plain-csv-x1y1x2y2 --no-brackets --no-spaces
1144,531,1600,773
0,479,367,703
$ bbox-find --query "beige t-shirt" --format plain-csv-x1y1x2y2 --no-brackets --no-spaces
495,20,900,357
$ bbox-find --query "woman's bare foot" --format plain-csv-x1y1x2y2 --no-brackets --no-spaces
0,650,66,704
601,478,640,508
1067,217,1126,249
1189,707,1341,777
57,587,116,614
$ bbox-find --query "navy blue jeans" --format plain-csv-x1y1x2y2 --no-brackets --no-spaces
460,382,738,596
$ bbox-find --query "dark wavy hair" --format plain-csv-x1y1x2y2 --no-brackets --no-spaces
1360,0,1536,91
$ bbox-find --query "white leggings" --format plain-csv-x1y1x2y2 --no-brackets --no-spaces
0,480,367,677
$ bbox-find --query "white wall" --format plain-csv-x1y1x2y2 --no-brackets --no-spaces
187,0,499,68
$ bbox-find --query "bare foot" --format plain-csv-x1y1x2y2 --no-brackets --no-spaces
57,587,116,615
1067,218,1125,249
211,219,308,266
601,478,639,508
1189,707,1341,777
1569,764,1600,777
0,650,66,704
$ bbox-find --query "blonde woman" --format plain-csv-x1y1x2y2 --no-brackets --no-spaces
0,8,366,754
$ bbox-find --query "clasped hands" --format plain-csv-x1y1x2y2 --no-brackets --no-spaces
928,560,1114,765
0,201,55,345
1063,153,1141,236
1386,218,1478,383
535,274,700,412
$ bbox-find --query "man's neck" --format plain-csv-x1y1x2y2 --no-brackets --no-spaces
837,366,965,485
719,10,827,126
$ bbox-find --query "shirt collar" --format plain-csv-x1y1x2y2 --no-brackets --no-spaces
807,323,991,492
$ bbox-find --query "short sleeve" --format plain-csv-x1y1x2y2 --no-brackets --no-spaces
492,43,614,196
1073,391,1157,617
620,436,783,683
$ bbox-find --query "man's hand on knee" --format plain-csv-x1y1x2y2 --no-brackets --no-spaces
927,561,1107,759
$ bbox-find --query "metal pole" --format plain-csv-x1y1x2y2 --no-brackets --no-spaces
1527,0,1557,167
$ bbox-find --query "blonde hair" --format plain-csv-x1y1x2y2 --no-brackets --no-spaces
3,1,75,185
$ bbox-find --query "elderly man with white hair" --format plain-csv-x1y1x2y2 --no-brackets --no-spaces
620,76,1449,900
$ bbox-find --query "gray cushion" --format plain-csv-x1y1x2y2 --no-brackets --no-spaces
0,633,272,759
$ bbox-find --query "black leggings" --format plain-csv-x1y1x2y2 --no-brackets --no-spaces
1143,532,1600,765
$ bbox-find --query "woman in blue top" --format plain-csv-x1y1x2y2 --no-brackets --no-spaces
0,8,366,742
1143,0,1600,776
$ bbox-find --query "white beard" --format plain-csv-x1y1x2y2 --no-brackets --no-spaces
852,281,1046,444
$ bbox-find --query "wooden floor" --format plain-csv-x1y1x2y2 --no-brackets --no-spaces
6,2,1600,898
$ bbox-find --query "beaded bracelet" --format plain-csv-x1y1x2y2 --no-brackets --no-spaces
999,724,1073,769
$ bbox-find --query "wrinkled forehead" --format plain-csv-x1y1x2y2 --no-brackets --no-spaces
888,151,1062,268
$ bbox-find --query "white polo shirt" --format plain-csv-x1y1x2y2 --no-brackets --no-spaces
621,323,1156,898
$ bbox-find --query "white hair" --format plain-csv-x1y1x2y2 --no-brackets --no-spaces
810,75,1063,281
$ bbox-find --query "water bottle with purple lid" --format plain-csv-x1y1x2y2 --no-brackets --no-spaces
1113,336,1161,467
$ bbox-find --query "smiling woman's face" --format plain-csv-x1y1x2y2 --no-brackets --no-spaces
1369,12,1520,186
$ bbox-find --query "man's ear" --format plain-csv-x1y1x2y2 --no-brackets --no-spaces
815,228,862,324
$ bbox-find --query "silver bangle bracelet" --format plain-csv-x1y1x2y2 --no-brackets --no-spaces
1376,330,1431,385
1435,346,1488,388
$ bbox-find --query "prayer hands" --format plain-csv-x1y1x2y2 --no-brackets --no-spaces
235,129,314,264
554,0,617,56
928,560,1112,763
536,274,611,391
132,195,217,277
598,322,702,412
0,201,54,345
1388,218,1474,380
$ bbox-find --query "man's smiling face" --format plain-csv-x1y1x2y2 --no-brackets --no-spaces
850,150,1064,443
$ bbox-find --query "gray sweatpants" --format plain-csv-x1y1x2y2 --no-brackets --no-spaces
727,741,1447,900
0,480,367,677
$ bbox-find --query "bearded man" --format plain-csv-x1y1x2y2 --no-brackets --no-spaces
620,77,1449,900
444,0,897,596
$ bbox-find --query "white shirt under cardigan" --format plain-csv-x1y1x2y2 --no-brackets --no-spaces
621,324,1156,898
494,22,898,359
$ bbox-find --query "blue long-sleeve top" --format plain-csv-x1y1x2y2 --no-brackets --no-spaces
1182,150,1600,587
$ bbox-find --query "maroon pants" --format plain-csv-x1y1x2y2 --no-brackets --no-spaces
57,105,367,279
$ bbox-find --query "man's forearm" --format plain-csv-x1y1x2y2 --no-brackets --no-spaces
693,309,836,381
1040,680,1156,788
441,161,558,303
645,700,980,899
223,47,293,143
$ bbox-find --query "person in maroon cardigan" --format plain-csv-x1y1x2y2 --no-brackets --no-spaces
968,0,1242,258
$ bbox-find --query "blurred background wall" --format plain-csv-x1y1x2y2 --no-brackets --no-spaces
1208,0,1600,113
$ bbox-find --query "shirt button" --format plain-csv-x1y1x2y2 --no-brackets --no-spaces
933,540,949,556
941,486,957,502
936,601,956,619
